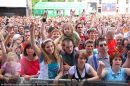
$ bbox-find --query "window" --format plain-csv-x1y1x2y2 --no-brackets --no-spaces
99,0,102,4
117,0,119,4
98,7,101,13
126,0,129,4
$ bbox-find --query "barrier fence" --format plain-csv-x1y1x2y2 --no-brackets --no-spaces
1,78,130,86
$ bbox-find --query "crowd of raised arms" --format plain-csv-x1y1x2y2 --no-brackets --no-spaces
0,13,130,85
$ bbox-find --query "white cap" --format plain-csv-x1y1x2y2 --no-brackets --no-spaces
12,34,21,41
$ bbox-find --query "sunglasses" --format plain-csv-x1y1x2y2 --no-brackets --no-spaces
117,39,122,41
99,43,107,47
77,27,82,28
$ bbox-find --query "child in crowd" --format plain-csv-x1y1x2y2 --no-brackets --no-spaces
0,52,21,84
55,22,81,50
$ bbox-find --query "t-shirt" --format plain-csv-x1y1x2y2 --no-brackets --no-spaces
20,56,40,76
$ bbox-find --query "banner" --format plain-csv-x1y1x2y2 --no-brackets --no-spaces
102,3,116,12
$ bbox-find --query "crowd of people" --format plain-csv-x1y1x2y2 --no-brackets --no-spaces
0,13,130,85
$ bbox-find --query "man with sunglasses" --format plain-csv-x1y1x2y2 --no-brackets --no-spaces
87,37,110,71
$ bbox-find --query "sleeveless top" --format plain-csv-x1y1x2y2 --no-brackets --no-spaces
38,53,60,79
69,63,92,81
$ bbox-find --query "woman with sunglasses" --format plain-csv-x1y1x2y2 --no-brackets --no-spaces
97,52,130,82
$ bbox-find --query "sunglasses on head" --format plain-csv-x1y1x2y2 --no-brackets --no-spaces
99,43,107,47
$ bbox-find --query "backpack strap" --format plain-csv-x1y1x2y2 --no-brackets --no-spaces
76,65,83,81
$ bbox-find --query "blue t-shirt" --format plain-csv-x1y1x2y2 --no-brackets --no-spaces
38,53,60,79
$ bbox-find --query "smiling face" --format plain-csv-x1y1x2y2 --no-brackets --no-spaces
26,46,35,56
44,41,55,55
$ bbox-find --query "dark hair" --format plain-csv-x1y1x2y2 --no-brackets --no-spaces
23,43,36,56
122,38,128,47
97,36,106,45
75,22,82,30
62,38,75,47
126,44,130,51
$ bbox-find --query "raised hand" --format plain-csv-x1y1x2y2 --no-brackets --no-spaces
99,61,105,68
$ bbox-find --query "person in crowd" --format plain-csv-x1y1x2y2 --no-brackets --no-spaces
48,27,61,41
20,43,40,80
30,22,63,80
61,38,78,78
97,52,130,82
0,52,21,84
21,30,31,49
56,22,81,49
122,44,130,80
0,30,21,84
75,22,86,50
122,38,129,63
87,37,110,71
115,33,125,55
18,26,25,36
80,39,97,61
0,32,6,69
106,30,116,56
87,28,98,48
68,51,98,81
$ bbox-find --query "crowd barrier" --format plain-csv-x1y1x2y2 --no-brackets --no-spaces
1,78,130,86
29,78,129,86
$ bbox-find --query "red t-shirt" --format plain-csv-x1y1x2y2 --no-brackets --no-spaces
20,56,40,76
107,39,116,56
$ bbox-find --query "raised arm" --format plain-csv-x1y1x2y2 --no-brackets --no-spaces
125,68,130,76
0,30,7,57
41,22,48,40
30,22,41,57
97,61,107,79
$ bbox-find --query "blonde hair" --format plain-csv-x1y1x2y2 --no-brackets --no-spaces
7,52,18,62
62,23,74,35
41,39,60,64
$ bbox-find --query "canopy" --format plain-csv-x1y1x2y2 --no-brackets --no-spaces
33,2,87,10
33,2,88,16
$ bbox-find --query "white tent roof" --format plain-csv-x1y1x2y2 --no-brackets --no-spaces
0,0,26,7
